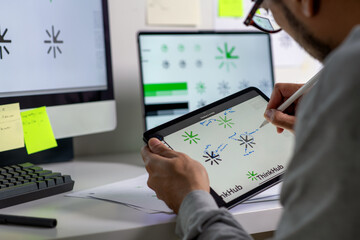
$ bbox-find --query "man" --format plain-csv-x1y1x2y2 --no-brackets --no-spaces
141,0,360,239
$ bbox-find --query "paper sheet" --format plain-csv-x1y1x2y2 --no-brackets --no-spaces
213,0,253,31
91,176,173,214
67,174,172,214
0,103,24,152
21,106,57,155
271,31,306,67
218,0,244,17
67,174,281,214
146,0,200,26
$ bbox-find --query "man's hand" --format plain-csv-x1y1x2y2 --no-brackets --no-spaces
141,138,210,214
265,83,304,133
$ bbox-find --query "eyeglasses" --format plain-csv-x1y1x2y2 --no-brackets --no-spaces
244,0,282,33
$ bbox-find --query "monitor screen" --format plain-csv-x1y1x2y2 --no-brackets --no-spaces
138,32,274,130
0,0,116,139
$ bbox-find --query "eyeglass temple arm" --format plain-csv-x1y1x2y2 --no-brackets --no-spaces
244,0,264,26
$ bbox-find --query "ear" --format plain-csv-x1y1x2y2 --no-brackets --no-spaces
301,0,317,17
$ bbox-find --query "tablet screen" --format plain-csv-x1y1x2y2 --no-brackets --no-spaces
160,91,294,204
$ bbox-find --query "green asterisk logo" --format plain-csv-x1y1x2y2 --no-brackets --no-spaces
215,43,239,72
218,116,234,128
247,171,258,181
182,131,200,144
161,44,168,53
196,82,206,94
178,44,185,52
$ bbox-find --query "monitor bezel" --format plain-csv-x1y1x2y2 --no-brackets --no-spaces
0,0,116,165
0,0,114,109
137,31,275,131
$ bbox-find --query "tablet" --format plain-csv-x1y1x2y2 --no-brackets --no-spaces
143,87,294,208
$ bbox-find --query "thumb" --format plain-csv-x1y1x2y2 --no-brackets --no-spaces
265,109,295,132
148,138,174,157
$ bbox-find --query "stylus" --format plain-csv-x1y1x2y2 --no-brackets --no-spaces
0,214,57,228
259,70,323,129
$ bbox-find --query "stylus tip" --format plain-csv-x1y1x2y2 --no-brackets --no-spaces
259,120,268,128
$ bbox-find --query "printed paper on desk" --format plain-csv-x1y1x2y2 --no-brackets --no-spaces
147,0,200,26
67,174,281,214
21,106,58,155
91,174,173,214
0,103,24,152
66,174,173,214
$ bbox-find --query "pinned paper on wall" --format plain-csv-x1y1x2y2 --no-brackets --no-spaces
213,0,253,30
271,31,307,67
213,0,311,68
146,0,200,26
21,107,58,155
218,0,244,17
0,103,25,153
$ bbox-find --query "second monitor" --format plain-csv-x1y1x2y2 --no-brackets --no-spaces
138,32,274,130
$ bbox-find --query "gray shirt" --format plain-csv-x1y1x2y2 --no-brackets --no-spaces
176,25,360,240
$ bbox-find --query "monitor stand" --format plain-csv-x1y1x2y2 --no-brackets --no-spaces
0,138,74,167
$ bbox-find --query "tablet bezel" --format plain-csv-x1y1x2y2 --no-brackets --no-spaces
143,87,284,209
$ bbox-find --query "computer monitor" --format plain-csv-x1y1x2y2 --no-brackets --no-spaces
0,0,116,162
138,32,274,130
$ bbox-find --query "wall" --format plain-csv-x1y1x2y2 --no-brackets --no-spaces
74,0,320,156
74,0,214,156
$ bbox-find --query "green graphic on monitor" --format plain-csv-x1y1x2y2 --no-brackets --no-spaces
216,43,239,72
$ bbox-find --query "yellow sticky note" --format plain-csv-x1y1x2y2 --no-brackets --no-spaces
0,103,25,153
21,107,57,155
219,0,244,17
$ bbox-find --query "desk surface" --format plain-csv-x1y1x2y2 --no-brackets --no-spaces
0,153,283,240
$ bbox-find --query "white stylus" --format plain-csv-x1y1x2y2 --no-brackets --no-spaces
259,70,323,128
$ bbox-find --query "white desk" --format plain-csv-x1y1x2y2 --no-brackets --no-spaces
0,153,283,239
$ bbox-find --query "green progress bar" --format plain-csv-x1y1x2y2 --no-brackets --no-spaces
144,83,188,97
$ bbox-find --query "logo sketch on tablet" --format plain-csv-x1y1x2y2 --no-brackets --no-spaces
224,108,235,115
229,129,259,156
200,118,217,127
203,144,228,166
182,131,200,144
218,116,234,128
247,171,258,181
203,151,222,165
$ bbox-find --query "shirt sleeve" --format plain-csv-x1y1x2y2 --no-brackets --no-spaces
176,190,253,240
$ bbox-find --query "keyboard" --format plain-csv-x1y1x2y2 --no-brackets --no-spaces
0,162,74,209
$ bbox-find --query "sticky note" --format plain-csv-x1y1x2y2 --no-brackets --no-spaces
219,0,244,17
147,0,200,26
21,107,57,155
0,103,25,153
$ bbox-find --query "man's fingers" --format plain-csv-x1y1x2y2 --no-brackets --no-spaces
267,83,303,110
267,84,284,110
141,145,168,172
148,138,177,158
265,109,295,132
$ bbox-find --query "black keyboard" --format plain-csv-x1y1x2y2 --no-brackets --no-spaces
0,162,74,209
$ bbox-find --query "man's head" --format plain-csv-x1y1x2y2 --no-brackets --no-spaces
266,0,360,61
